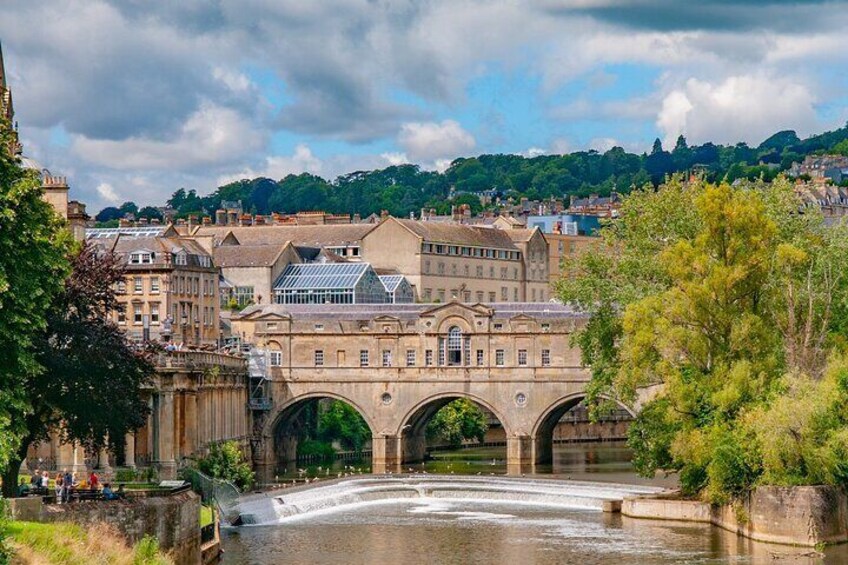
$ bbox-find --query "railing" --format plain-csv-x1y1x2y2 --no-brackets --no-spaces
156,351,247,371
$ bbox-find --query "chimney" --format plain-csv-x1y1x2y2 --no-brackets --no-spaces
188,214,198,230
119,218,131,228
254,215,265,226
380,210,389,220
202,216,212,226
353,213,361,223
215,209,227,225
151,218,161,226
137,217,149,226
227,210,238,225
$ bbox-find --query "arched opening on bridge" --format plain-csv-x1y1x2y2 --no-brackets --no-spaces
533,395,635,469
271,396,374,479
398,395,507,473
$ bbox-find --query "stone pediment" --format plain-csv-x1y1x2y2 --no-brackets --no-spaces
236,309,291,322
419,301,492,319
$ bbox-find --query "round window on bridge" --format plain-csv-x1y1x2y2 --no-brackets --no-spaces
381,392,393,405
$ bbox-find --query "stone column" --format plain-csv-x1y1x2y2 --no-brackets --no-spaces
506,435,534,475
184,391,198,458
124,433,136,469
156,389,177,479
97,443,112,473
371,435,402,474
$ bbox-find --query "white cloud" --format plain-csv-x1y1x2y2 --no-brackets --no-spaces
72,103,264,171
657,74,819,147
95,182,120,204
218,143,323,185
398,120,476,164
589,137,619,152
380,152,410,166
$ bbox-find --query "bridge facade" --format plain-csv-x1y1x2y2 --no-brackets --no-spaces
232,302,638,481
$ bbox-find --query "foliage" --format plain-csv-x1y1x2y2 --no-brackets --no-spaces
197,441,255,491
4,521,173,565
94,123,848,222
560,177,848,502
0,121,73,473
317,401,371,452
297,439,337,460
0,498,9,565
426,399,488,447
1,243,156,497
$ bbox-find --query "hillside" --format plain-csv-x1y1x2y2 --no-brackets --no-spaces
95,123,848,223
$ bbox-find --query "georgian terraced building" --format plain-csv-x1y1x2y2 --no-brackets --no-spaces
87,226,221,345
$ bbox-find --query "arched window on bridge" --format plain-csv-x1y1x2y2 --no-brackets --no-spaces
438,326,470,366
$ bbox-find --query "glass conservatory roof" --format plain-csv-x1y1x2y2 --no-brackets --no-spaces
274,262,370,291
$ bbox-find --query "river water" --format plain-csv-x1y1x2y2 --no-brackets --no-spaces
221,443,848,564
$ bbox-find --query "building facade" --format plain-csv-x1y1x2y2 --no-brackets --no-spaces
360,218,550,303
87,227,221,345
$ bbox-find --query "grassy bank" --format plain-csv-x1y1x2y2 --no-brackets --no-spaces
6,521,173,564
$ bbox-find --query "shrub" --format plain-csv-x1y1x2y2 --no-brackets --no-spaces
197,441,255,491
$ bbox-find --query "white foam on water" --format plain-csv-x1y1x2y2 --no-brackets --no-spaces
235,476,667,526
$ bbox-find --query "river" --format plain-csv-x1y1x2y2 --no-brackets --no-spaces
221,443,848,564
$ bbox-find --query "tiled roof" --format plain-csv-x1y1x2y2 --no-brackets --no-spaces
213,244,287,268
393,219,520,250
193,224,376,247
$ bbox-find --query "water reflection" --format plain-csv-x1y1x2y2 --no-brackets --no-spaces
222,499,843,564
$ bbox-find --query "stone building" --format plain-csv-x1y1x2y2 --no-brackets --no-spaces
360,217,550,302
87,226,221,345
214,240,302,307
229,301,616,478
545,233,600,286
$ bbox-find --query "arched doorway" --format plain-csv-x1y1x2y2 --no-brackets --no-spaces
533,395,635,468
270,395,374,478
397,394,508,473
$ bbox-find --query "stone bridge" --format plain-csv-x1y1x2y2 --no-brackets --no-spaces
232,302,655,481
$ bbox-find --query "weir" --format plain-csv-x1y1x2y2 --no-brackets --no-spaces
234,476,666,526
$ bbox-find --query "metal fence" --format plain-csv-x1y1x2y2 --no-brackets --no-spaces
180,467,242,526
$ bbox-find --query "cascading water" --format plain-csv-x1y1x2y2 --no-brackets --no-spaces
235,476,667,525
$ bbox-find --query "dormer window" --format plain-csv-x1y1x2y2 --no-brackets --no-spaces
174,252,187,266
129,252,153,265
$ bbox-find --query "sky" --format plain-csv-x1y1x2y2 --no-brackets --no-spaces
2,0,848,212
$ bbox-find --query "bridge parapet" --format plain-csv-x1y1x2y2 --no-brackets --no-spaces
156,351,247,372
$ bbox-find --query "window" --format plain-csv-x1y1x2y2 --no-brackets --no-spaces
489,266,495,278
488,292,496,302
382,350,392,367
134,277,143,293
117,280,127,294
150,303,160,324
437,289,446,303
360,350,369,367
531,289,537,301
423,288,432,301
518,349,528,366
424,260,430,274
451,264,457,276
477,349,484,366
174,252,187,266
501,286,508,301
270,351,282,366
150,277,159,294
476,291,484,302
425,349,433,366
314,324,324,331
438,262,445,274
541,349,551,367
129,252,153,264
117,308,126,325
447,326,462,366
495,349,505,366
514,288,519,301
314,350,324,366
513,267,519,279
494,323,503,330
476,266,483,277
133,304,143,325
406,349,416,366
500,267,507,279
464,265,470,276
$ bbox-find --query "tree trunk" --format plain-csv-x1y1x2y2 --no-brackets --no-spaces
1,438,32,499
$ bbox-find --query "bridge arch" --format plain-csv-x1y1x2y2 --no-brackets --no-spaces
395,392,510,466
531,393,636,465
266,392,376,475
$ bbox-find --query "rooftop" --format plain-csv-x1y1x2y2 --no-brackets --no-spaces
393,218,521,250
237,301,584,321
193,224,376,247
273,262,372,291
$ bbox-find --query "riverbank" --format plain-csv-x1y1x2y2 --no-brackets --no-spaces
5,520,173,564
622,486,848,547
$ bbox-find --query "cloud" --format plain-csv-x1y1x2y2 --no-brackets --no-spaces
218,143,323,185
657,74,819,147
398,120,476,164
72,103,264,170
95,182,120,204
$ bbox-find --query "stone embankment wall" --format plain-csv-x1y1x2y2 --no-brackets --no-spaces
9,490,201,564
622,485,848,547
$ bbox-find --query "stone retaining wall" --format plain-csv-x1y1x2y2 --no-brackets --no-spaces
622,485,848,547
9,490,201,564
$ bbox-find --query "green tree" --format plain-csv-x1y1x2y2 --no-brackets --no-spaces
426,399,488,447
1,243,155,498
318,401,371,452
0,124,72,474
197,441,255,491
